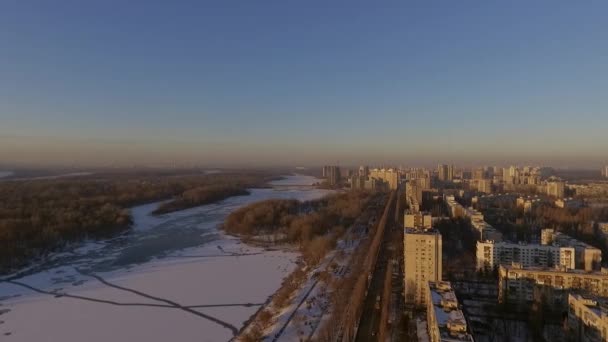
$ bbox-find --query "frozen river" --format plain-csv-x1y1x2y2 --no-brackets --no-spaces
0,175,331,342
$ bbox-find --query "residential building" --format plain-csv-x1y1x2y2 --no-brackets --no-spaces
567,294,608,342
599,223,608,238
426,281,474,342
541,229,602,271
476,240,575,271
369,168,400,190
476,179,492,194
446,195,502,242
358,165,369,177
473,168,485,180
437,164,454,182
405,210,433,229
498,265,608,304
406,180,424,205
555,198,584,209
546,178,566,198
350,175,366,190
404,228,442,306
323,165,341,186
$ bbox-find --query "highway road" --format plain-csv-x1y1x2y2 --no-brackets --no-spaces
354,191,397,342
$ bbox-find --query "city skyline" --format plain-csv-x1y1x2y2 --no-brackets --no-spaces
2,1,608,167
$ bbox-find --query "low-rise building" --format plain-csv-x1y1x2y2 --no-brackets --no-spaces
498,265,608,304
567,294,608,342
426,281,474,342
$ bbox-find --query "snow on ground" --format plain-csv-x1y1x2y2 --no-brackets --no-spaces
247,220,367,341
0,175,330,342
0,242,297,342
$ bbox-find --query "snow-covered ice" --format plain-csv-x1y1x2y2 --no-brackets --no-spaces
0,175,331,342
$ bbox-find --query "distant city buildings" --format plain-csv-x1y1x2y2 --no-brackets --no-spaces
555,197,583,209
546,177,566,198
369,168,400,190
437,164,454,182
404,227,442,307
322,165,341,186
473,178,492,194
502,165,542,188
516,196,545,214
358,165,369,177
426,281,474,342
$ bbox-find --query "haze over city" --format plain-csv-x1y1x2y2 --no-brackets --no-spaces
1,1,607,168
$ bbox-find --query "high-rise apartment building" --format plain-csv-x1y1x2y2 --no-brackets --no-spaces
477,179,492,194
603,166,608,178
323,165,341,186
437,164,454,182
358,165,369,177
404,228,442,307
473,168,485,180
369,168,400,190
546,178,566,198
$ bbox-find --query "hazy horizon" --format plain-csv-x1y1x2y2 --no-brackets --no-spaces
2,2,607,168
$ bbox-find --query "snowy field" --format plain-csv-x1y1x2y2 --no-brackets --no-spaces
0,175,331,342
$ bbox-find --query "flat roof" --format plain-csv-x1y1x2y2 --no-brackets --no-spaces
428,282,474,342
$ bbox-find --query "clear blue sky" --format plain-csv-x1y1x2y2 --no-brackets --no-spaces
1,1,607,168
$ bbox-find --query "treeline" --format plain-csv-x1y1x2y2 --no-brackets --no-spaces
0,172,274,273
152,179,268,215
223,191,371,265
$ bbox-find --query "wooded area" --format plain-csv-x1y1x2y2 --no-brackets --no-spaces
223,191,371,265
0,172,274,273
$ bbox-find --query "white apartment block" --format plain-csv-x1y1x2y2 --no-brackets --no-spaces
404,228,442,307
541,229,602,271
476,240,575,271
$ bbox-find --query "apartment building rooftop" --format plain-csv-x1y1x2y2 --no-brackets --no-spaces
428,281,474,342
503,263,608,275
